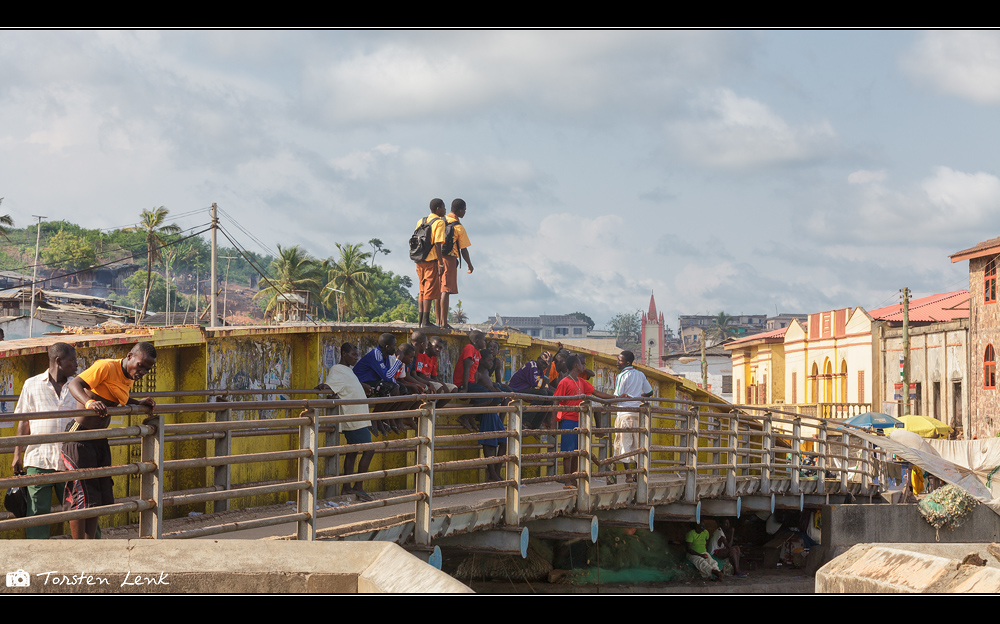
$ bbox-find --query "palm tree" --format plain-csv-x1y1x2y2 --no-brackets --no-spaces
125,207,180,323
324,243,374,321
253,245,323,319
706,311,738,346
0,198,12,241
450,300,468,324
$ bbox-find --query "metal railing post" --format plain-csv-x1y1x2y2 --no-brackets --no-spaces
840,430,850,490
415,400,435,546
139,411,163,539
578,400,593,512
726,411,738,498
791,417,801,495
818,420,828,495
505,400,522,526
321,402,342,500
637,401,650,505
861,436,872,490
762,413,772,495
214,407,232,513
297,407,318,541
684,405,698,503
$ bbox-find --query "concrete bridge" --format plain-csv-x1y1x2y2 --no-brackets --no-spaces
0,324,884,591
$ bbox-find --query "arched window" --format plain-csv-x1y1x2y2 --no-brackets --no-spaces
986,259,997,304
986,344,996,390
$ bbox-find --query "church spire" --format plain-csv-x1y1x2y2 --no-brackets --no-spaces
648,291,658,319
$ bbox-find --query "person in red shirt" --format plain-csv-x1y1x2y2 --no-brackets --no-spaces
453,330,497,432
554,354,613,488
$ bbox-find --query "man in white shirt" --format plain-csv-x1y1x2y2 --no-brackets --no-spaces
10,342,79,539
317,342,375,502
612,350,653,482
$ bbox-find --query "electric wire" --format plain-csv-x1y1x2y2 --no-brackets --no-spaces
4,227,213,292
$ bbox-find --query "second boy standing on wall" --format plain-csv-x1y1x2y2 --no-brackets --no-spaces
440,198,474,329
414,199,447,328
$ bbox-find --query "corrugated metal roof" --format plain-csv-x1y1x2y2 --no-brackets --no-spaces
867,290,970,323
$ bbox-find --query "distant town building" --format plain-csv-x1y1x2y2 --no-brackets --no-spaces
484,314,590,340
662,343,734,403
726,292,970,432
766,313,808,330
951,235,1000,438
678,314,767,351
869,290,970,434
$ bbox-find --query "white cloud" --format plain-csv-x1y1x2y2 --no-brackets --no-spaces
804,166,1000,247
902,31,1000,104
299,31,751,125
922,166,1000,221
668,88,837,169
848,169,887,184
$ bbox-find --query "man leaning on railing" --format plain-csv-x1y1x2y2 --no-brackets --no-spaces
64,342,157,539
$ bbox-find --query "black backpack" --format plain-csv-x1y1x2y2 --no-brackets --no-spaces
409,216,442,262
441,218,459,257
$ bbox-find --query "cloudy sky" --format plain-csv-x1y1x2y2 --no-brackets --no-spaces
1,30,995,329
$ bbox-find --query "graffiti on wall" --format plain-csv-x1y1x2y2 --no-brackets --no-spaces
207,338,292,420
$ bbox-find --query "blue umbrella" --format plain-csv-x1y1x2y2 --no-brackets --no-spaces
843,412,903,429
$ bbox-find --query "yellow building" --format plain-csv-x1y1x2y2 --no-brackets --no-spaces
727,307,875,419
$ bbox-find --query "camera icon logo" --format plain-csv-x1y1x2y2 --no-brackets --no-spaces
6,569,30,587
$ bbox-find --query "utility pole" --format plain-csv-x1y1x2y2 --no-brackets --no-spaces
901,287,911,416
28,215,46,338
220,256,236,323
700,329,708,388
210,203,218,328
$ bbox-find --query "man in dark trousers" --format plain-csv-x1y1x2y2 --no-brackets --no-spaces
65,342,156,539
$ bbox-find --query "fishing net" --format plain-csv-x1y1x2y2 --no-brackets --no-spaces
453,539,553,582
559,528,730,585
452,528,733,585
918,484,980,532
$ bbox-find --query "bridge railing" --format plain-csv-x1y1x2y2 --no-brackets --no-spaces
0,391,882,540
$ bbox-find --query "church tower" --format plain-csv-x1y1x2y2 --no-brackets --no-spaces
639,292,666,367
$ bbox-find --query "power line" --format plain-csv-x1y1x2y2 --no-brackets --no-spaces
8,226,213,292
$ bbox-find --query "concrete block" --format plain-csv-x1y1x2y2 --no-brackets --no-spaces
0,539,471,593
817,543,1000,593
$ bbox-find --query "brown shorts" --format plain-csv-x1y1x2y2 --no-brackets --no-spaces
416,260,441,301
442,255,459,294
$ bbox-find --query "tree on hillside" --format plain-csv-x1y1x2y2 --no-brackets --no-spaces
124,207,180,323
0,198,11,241
607,310,641,350
368,238,390,267
706,311,737,346
252,245,323,319
324,243,375,321
569,311,596,331
353,265,417,322
41,228,96,280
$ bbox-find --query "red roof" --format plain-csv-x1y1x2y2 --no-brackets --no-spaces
867,290,969,323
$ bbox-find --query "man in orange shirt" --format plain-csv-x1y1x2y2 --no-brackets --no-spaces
440,198,474,329
65,342,156,539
